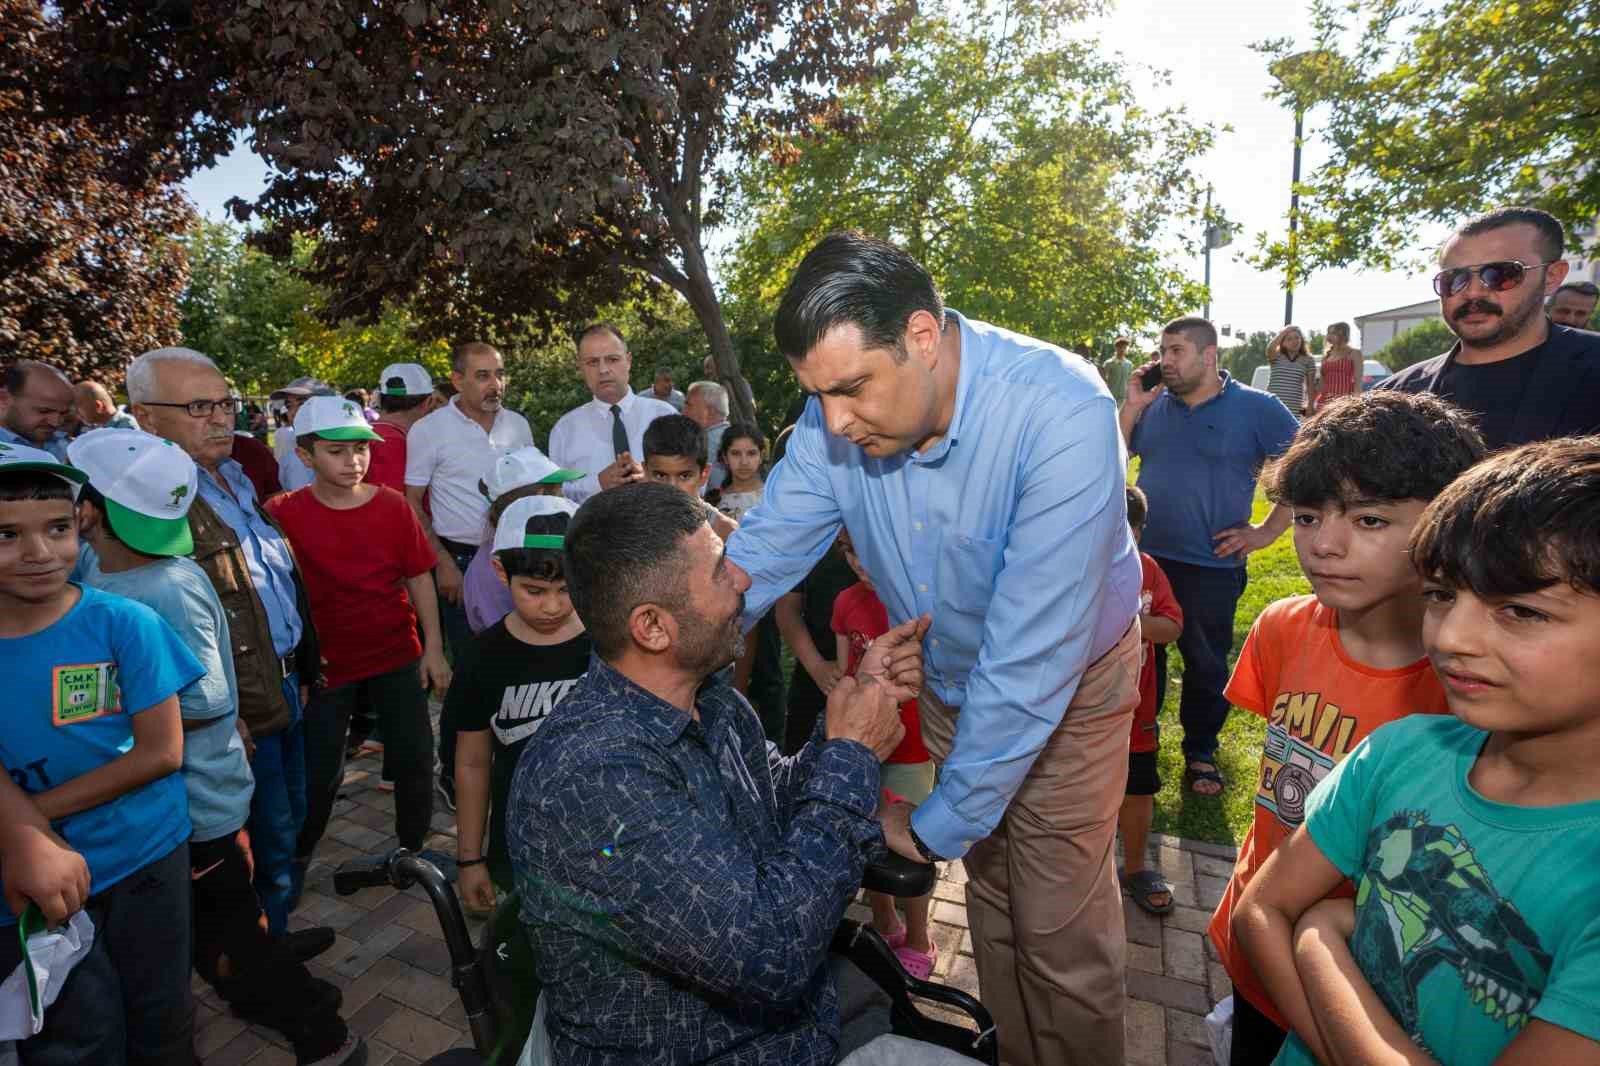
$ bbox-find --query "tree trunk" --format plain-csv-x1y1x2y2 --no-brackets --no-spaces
676,240,758,425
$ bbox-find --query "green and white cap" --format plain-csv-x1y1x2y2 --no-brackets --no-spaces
483,446,584,500
493,495,578,554
378,363,434,397
66,429,198,556
0,441,87,496
292,395,383,442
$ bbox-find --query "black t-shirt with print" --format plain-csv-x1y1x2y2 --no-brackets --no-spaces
447,622,591,884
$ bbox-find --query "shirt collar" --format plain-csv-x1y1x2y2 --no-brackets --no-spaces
589,386,636,413
1172,370,1236,412
588,655,702,745
911,309,979,465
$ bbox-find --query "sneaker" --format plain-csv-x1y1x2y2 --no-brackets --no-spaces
414,848,459,884
435,776,456,813
276,926,337,963
292,1015,368,1066
893,941,938,982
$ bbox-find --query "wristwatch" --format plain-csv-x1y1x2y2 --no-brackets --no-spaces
907,822,943,864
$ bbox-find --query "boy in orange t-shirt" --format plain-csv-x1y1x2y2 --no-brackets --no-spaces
1206,392,1486,1065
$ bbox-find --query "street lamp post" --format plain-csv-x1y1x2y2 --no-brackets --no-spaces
1285,103,1304,326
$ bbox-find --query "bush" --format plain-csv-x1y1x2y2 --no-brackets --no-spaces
1372,318,1454,373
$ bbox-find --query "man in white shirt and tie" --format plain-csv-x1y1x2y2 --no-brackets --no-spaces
548,323,678,503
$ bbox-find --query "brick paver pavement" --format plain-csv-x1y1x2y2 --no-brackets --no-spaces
199,745,1235,1066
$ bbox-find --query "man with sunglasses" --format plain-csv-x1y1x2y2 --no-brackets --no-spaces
1378,206,1600,449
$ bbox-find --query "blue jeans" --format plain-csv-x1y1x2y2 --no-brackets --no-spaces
249,675,307,934
1149,557,1248,761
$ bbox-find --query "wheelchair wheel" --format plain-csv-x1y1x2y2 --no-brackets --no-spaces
477,891,542,1064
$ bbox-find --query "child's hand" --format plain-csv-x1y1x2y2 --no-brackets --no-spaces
420,649,452,695
235,717,257,762
809,659,842,694
458,863,497,915
2,827,90,927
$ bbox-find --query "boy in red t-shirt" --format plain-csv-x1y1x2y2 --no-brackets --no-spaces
1118,486,1184,915
1208,392,1486,1064
831,527,938,979
265,397,455,885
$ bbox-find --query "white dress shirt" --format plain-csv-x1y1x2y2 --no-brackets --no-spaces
274,429,314,491
404,397,534,544
548,386,679,502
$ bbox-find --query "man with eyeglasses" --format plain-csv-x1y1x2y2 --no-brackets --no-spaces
127,347,333,954
1378,206,1600,449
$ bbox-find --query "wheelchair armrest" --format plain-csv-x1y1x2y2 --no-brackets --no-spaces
862,851,936,898
333,852,396,896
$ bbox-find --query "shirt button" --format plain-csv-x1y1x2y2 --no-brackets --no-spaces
914,521,923,531
931,638,940,648
918,583,928,592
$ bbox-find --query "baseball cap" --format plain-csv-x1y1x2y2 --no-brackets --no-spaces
378,363,434,398
292,395,383,442
66,430,198,556
483,446,584,501
493,495,578,554
269,376,335,401
0,441,88,497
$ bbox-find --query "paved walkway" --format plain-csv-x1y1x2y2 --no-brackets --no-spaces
197,749,1235,1066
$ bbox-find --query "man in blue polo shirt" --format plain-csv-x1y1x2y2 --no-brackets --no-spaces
1119,316,1298,797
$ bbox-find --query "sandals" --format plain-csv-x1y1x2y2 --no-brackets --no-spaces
1185,759,1227,797
894,941,939,981
1121,868,1175,915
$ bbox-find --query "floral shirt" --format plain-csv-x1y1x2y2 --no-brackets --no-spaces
507,657,885,1065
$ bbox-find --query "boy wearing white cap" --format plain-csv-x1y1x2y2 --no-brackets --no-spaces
449,495,589,916
73,430,365,1065
365,362,439,495
265,396,454,877
0,442,203,1064
463,445,585,634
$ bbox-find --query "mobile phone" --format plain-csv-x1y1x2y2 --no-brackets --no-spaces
1140,364,1164,391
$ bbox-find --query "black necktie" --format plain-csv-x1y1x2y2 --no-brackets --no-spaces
610,404,629,458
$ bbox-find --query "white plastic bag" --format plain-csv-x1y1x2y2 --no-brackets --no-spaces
1205,993,1234,1066
0,910,96,1041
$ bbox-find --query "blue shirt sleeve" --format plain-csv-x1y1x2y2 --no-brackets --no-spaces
163,569,235,722
110,596,206,715
911,394,1135,858
1255,393,1301,460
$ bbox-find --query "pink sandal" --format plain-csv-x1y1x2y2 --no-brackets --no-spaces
894,941,938,981
875,922,907,950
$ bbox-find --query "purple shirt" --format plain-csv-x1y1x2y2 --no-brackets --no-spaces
464,528,514,634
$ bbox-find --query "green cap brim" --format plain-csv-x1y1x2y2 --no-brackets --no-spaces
312,425,383,441
536,468,585,484
2,460,88,489
105,497,194,557
522,534,565,548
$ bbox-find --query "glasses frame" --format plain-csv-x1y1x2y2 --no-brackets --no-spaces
1432,259,1556,298
141,398,242,419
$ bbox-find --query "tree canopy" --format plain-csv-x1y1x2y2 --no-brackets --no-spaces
1254,0,1600,281
1370,317,1452,372
725,1,1213,348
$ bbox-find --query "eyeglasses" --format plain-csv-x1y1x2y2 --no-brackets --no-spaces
1432,260,1555,298
142,398,241,418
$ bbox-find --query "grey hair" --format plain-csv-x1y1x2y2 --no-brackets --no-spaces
126,347,221,404
687,380,729,417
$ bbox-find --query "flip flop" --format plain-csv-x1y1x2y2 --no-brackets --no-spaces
1185,759,1227,797
1120,868,1175,915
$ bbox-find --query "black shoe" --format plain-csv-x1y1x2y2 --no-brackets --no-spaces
277,925,337,963
292,1014,368,1066
435,776,456,813
226,972,341,1028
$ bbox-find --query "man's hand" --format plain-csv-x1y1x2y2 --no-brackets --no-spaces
857,615,931,703
599,452,645,491
1124,362,1164,411
235,716,257,761
877,800,927,865
420,649,452,695
2,827,90,927
435,553,465,605
458,863,497,914
1213,522,1279,561
824,675,905,760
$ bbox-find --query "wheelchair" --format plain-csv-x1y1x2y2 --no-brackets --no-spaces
334,849,998,1065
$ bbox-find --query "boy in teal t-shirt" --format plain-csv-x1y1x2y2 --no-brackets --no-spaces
1235,437,1600,1065
0,442,201,1064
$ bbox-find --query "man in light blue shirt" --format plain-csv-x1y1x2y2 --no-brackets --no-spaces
728,233,1142,1066
0,360,74,460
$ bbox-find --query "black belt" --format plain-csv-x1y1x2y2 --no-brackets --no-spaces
439,537,479,556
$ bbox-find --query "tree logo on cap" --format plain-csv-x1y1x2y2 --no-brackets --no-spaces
343,402,357,418
169,484,189,509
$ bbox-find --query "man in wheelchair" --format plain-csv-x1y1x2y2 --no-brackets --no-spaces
503,483,972,1065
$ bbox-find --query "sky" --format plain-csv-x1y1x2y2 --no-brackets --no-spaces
178,0,1446,351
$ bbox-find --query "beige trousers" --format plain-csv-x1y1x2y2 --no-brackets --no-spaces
919,621,1141,1066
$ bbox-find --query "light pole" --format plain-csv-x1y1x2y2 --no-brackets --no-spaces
1270,49,1327,326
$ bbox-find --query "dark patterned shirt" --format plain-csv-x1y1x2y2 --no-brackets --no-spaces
507,656,885,1065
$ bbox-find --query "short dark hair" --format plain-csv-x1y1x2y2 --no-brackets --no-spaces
1552,280,1599,301
495,511,570,583
716,421,766,464
1455,206,1564,263
1161,316,1218,352
564,482,707,658
2,360,65,398
1264,392,1485,509
451,341,499,372
78,484,126,547
1125,485,1147,528
643,414,707,466
0,468,76,505
575,322,625,350
1410,436,1600,598
378,392,429,413
773,231,944,362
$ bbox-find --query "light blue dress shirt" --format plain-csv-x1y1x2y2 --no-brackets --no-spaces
728,311,1142,859
0,424,70,461
196,458,304,657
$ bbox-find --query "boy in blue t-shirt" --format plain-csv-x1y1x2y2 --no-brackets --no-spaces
71,430,366,1066
1234,437,1600,1066
0,442,201,1064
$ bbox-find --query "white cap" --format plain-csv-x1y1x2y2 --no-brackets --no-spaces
483,446,584,501
493,495,578,554
377,363,434,398
0,441,87,497
269,375,335,400
292,395,382,442
66,430,199,556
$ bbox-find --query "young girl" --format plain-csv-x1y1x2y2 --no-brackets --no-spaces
1265,325,1318,418
715,423,766,522
1315,321,1361,410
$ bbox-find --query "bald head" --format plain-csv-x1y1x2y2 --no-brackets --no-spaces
76,381,117,425
1,360,75,445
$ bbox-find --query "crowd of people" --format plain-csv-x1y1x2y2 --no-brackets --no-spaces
0,203,1597,1066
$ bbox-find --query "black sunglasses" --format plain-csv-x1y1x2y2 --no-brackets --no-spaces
1432,259,1555,298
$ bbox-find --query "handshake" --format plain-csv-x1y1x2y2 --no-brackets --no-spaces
824,614,932,759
